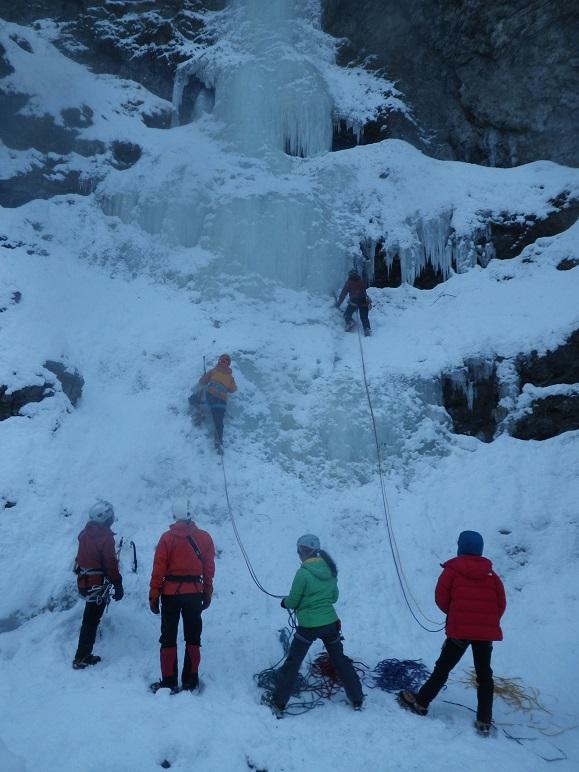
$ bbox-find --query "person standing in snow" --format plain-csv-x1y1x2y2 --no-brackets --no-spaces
398,530,506,735
196,353,237,453
336,269,372,337
72,500,124,670
149,500,215,693
263,534,364,716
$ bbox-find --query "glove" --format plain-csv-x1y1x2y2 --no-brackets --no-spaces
202,593,212,610
280,598,287,609
149,595,160,614
113,582,124,602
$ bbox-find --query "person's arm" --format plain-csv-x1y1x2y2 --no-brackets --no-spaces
199,368,213,386
434,565,452,614
101,533,121,584
283,568,307,609
200,532,216,599
336,282,349,307
494,573,507,618
149,535,168,598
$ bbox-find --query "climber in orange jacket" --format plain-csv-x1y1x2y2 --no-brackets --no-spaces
149,500,215,693
197,353,237,452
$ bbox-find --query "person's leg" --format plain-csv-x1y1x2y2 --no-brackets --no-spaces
472,641,494,723
416,638,468,708
359,304,370,332
75,600,106,661
159,595,181,688
321,623,363,705
344,303,355,327
211,406,225,445
272,627,315,708
181,594,203,689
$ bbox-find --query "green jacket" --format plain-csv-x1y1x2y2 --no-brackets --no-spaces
284,557,339,628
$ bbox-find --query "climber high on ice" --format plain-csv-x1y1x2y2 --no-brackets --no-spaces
336,269,372,337
191,353,237,454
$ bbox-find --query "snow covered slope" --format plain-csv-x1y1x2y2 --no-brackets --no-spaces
1,2,578,771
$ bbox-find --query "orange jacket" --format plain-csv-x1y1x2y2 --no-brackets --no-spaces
199,364,236,403
150,521,215,599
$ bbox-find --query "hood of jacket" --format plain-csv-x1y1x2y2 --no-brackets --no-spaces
169,521,199,539
443,555,494,580
301,556,334,582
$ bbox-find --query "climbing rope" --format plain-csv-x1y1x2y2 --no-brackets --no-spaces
220,453,285,599
365,658,432,693
352,315,444,632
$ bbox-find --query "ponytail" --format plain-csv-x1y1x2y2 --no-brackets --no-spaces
318,549,338,577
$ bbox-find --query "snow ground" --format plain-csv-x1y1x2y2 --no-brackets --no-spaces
1,2,579,771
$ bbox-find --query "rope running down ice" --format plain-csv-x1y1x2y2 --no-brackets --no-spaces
354,314,444,633
220,453,285,599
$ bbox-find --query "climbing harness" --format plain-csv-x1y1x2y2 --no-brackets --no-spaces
353,315,444,633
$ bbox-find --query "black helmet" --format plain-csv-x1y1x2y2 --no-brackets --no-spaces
348,269,359,279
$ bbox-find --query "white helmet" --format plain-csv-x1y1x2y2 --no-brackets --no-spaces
89,500,115,524
172,499,192,522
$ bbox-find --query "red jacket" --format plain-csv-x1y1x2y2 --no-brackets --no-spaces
75,521,121,592
150,521,215,599
337,277,369,306
435,556,506,641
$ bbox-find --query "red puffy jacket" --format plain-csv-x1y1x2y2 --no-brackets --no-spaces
150,521,215,600
75,521,121,593
337,277,369,306
435,556,506,641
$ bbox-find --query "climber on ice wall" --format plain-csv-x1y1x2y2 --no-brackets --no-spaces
398,530,506,736
336,269,372,337
262,534,364,717
149,500,215,693
193,353,237,453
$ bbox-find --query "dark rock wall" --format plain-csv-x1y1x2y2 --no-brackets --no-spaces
322,0,579,167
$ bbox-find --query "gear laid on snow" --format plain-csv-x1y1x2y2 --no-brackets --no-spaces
72,510,123,667
405,532,506,726
149,516,215,692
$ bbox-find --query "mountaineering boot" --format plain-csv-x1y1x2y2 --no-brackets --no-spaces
261,691,284,719
150,681,180,695
181,674,200,693
215,440,223,456
345,321,356,333
352,699,364,711
72,654,101,670
363,328,371,337
474,720,491,737
397,691,428,716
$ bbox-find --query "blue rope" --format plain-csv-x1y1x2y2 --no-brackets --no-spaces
366,658,432,693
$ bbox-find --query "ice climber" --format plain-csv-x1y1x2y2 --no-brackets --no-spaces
149,500,215,693
336,269,372,337
195,353,237,453
72,500,124,670
262,534,364,717
398,530,507,736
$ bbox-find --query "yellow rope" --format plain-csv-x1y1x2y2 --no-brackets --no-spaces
459,669,548,713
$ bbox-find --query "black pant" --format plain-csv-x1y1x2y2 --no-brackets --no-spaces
160,594,203,687
206,396,226,443
344,302,370,331
75,600,106,659
272,622,363,708
417,638,494,723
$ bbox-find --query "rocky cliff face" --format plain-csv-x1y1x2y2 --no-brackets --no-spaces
322,0,579,167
